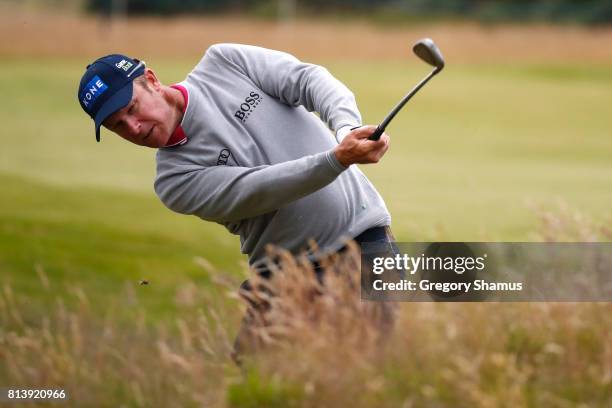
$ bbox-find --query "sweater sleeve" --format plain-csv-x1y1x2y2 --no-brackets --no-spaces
154,150,347,223
207,43,362,134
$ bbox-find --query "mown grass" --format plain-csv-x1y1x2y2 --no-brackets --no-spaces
1,59,611,239
0,172,243,321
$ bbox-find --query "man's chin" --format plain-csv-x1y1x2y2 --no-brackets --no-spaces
150,133,172,148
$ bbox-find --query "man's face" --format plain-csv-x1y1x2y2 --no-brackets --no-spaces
102,71,174,148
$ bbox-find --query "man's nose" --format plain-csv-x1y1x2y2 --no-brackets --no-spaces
126,117,141,137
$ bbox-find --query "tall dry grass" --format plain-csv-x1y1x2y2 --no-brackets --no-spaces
0,279,238,407
1,208,611,407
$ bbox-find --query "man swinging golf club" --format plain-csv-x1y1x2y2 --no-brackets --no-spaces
77,40,443,359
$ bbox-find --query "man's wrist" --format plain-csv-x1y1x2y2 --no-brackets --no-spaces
331,147,350,170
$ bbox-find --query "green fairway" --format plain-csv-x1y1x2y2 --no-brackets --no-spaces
338,61,612,240
1,58,611,309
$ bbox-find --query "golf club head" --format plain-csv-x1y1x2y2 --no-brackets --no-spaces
413,38,445,72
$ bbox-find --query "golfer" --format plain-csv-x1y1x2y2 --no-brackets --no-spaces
77,44,394,268
78,43,397,360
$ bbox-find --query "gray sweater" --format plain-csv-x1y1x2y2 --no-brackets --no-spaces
154,44,391,264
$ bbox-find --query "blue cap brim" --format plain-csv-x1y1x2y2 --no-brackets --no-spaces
94,82,134,142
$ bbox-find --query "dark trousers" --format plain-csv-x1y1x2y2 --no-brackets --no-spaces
240,226,396,290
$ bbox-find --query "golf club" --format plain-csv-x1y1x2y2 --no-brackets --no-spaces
368,38,445,141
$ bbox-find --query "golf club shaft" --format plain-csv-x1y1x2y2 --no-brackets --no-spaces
369,67,441,141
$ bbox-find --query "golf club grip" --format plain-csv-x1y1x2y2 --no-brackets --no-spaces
368,126,384,141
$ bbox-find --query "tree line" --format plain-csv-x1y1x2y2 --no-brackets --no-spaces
87,0,612,25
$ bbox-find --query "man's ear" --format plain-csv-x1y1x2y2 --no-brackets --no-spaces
144,68,162,91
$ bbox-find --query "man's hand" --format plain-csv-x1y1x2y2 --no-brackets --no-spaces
333,125,390,167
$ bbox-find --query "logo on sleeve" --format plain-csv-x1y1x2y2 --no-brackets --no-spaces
217,148,232,165
216,148,242,166
234,91,262,123
80,75,108,110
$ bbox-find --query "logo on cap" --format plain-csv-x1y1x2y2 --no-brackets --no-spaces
80,75,108,111
115,60,134,71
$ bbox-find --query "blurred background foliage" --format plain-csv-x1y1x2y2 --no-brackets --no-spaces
82,0,612,24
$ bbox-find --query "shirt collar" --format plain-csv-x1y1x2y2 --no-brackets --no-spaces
165,84,189,147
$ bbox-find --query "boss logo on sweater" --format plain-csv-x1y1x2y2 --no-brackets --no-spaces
234,91,262,123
